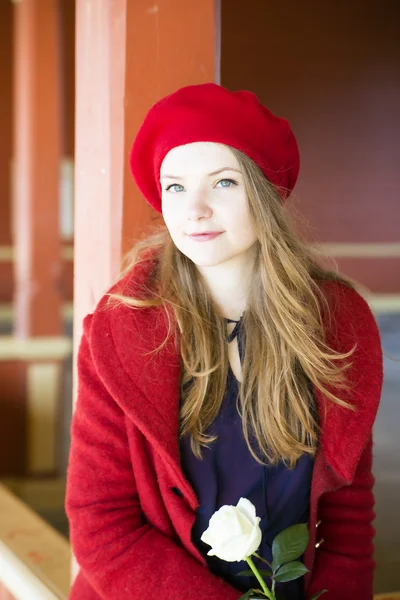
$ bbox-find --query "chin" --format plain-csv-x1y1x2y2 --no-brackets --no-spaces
174,240,233,268
190,258,223,268
185,251,232,268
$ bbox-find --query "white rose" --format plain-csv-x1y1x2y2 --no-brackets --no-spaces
200,497,262,562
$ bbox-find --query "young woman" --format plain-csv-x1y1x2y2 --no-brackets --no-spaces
65,83,383,600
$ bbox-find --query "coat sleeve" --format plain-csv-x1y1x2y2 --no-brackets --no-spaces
306,435,376,600
306,283,383,600
65,315,242,600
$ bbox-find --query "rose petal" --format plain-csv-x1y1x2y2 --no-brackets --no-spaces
237,497,257,524
234,510,254,535
200,528,216,547
210,532,256,562
242,521,262,557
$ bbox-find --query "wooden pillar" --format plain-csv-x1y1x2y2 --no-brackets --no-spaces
74,0,220,359
12,0,62,339
0,0,71,478
0,1,13,307
13,0,62,339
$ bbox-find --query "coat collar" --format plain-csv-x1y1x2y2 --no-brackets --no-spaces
90,268,382,495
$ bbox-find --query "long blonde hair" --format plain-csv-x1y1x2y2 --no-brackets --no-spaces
110,146,357,468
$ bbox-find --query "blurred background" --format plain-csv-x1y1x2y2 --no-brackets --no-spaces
0,1,399,598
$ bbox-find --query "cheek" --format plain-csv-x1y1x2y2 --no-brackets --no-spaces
161,202,181,231
228,203,257,242
162,208,188,252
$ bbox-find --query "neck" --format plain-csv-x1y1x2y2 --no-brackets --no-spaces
196,246,257,320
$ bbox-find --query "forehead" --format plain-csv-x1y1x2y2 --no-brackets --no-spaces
160,142,239,175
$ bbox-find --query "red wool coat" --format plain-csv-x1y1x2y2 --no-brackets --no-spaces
65,263,383,600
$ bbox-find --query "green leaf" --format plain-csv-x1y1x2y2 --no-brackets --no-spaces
236,570,254,577
273,560,309,582
309,590,328,599
238,591,253,600
271,523,309,570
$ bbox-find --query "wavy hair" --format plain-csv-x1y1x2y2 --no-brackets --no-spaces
109,146,357,468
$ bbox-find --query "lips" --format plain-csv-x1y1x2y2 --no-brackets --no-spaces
188,232,223,242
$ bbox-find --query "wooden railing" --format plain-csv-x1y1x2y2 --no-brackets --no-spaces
0,484,70,599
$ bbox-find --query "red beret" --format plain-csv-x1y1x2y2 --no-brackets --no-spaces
129,83,300,213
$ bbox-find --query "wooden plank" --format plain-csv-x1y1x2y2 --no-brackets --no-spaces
0,484,70,599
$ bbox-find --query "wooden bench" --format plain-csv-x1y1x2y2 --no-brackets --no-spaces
0,484,70,599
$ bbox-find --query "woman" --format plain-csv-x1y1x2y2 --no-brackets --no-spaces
65,83,383,600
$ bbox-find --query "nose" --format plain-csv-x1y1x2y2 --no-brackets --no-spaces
187,191,213,221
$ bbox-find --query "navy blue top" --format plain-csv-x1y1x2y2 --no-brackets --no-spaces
179,316,316,600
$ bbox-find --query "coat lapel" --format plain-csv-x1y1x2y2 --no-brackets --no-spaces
91,299,200,505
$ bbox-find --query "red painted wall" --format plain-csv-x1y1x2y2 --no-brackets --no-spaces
221,0,400,292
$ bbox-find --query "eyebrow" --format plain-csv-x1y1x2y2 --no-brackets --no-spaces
160,167,242,180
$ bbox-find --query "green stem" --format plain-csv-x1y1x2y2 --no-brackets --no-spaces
245,556,275,600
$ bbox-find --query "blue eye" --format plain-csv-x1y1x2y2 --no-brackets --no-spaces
165,183,184,193
216,178,237,188
165,179,237,192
